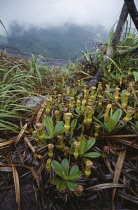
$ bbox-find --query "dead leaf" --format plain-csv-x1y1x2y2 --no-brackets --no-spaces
15,123,28,145
112,150,126,201
0,166,12,172
24,136,43,159
35,99,47,124
117,190,138,204
12,164,21,210
24,136,35,153
85,183,125,191
113,138,138,149
0,139,15,148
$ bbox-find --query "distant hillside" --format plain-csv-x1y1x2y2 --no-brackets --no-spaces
0,22,108,59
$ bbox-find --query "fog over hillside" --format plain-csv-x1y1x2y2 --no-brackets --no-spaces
0,0,137,59
0,23,108,59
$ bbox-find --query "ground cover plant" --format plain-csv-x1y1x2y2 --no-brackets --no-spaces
0,16,138,210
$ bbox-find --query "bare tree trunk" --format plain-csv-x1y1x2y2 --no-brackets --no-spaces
106,3,128,58
124,0,138,30
88,3,128,86
111,3,128,49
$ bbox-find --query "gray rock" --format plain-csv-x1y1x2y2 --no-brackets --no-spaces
22,96,47,109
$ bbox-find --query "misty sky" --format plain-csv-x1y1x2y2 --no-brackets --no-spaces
0,0,138,34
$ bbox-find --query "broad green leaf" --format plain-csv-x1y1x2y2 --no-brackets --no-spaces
54,129,64,136
133,71,138,82
111,109,122,126
71,119,77,128
54,121,64,133
56,179,67,191
78,136,86,155
70,118,77,138
75,108,81,115
66,181,78,191
58,104,63,111
83,139,96,154
83,152,101,158
69,165,79,175
67,171,82,180
105,118,116,132
43,117,54,136
61,159,69,177
54,121,64,136
51,160,64,178
44,134,52,139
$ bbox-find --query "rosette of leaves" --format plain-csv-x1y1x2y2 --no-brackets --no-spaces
43,116,64,139
94,109,123,133
104,109,123,132
51,159,82,191
70,135,101,160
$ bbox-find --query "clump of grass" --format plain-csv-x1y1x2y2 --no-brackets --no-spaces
0,55,79,134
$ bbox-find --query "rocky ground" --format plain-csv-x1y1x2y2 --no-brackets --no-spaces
0,45,70,67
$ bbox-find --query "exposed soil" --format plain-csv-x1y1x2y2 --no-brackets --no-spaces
0,184,43,210
0,183,138,210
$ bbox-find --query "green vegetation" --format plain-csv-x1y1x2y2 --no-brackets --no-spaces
0,24,138,209
0,22,108,59
51,159,82,191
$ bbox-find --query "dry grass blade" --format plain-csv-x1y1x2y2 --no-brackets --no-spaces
24,136,43,159
0,139,15,147
35,99,47,124
12,164,21,210
113,138,138,149
117,190,138,204
85,183,125,191
112,150,126,201
24,136,35,153
104,159,114,173
104,134,138,138
0,166,12,172
15,123,28,145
